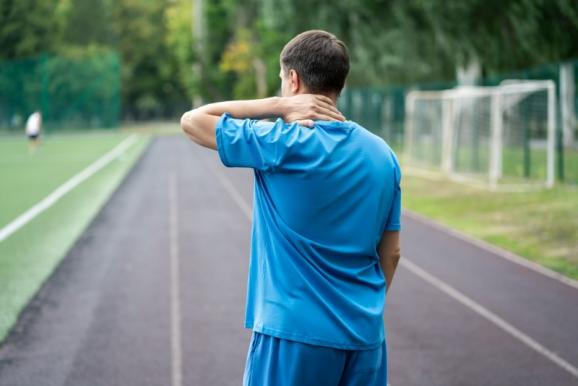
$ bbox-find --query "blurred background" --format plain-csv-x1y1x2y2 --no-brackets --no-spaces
0,0,577,128
1,1,578,385
2,0,575,267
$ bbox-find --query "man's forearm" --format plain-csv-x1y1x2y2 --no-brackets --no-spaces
196,97,285,119
180,97,287,149
377,231,401,293
380,254,401,293
180,94,343,150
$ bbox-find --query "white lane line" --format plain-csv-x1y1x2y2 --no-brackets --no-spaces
169,172,183,386
400,258,578,379
206,161,578,380
403,210,578,290
0,134,140,243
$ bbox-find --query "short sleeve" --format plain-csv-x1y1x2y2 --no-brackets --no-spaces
383,156,402,231
215,113,293,171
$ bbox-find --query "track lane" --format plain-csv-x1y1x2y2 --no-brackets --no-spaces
0,136,577,386
192,140,578,385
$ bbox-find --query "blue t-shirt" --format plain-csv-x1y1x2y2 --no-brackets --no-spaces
215,113,402,350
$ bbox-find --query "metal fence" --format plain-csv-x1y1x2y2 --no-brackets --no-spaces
0,51,120,132
338,86,406,152
339,60,578,185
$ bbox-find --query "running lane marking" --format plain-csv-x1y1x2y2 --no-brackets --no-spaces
204,156,578,381
400,258,578,379
0,134,140,242
404,210,578,290
169,172,183,386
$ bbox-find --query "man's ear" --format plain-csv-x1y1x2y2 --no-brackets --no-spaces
289,69,300,94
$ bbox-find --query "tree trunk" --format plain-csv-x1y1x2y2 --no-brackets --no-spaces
253,58,267,99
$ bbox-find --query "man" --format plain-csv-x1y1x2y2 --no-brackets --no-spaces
26,111,42,154
181,30,401,386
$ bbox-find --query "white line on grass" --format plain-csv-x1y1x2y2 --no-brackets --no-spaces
204,156,578,380
0,134,140,243
403,210,578,290
169,172,183,386
400,258,578,379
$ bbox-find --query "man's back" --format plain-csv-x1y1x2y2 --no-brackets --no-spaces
263,119,399,249
216,114,402,349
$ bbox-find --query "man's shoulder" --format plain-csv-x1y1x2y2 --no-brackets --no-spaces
347,121,395,152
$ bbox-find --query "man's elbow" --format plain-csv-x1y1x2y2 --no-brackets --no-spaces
392,246,401,263
381,247,401,265
394,251,401,265
180,110,200,143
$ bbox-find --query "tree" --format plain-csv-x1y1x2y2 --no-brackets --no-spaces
0,0,61,59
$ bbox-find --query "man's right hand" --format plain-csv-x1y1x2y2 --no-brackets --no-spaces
280,94,345,127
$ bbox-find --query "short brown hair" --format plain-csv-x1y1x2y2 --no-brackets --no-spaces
280,30,349,95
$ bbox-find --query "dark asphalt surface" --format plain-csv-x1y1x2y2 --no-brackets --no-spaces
0,135,577,386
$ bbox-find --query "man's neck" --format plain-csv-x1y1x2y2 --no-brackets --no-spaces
297,91,338,104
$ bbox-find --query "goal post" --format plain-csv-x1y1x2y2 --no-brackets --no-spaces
404,81,556,190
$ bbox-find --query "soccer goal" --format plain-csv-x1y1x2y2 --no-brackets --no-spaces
404,81,556,190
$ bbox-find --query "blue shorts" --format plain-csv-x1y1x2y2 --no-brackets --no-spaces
243,332,387,386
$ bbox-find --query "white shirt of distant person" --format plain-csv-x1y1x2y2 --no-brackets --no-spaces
25,111,42,154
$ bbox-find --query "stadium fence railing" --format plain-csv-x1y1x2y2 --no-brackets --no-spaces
0,51,121,132
338,60,578,186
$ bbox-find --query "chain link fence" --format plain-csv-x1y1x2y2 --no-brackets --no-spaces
339,60,578,185
0,51,120,132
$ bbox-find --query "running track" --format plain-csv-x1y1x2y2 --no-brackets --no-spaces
0,136,577,386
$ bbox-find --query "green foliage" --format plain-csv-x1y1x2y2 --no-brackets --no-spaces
1,0,578,113
253,0,578,88
166,0,196,102
406,0,578,75
63,0,115,46
0,0,60,58
1,0,194,120
220,29,257,99
219,27,277,99
110,0,186,119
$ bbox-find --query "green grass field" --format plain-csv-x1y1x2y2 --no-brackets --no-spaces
0,131,150,342
402,173,578,279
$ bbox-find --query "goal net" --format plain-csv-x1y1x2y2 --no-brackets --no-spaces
404,81,556,190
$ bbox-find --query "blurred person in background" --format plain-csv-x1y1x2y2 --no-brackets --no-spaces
26,110,42,154
181,30,401,386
